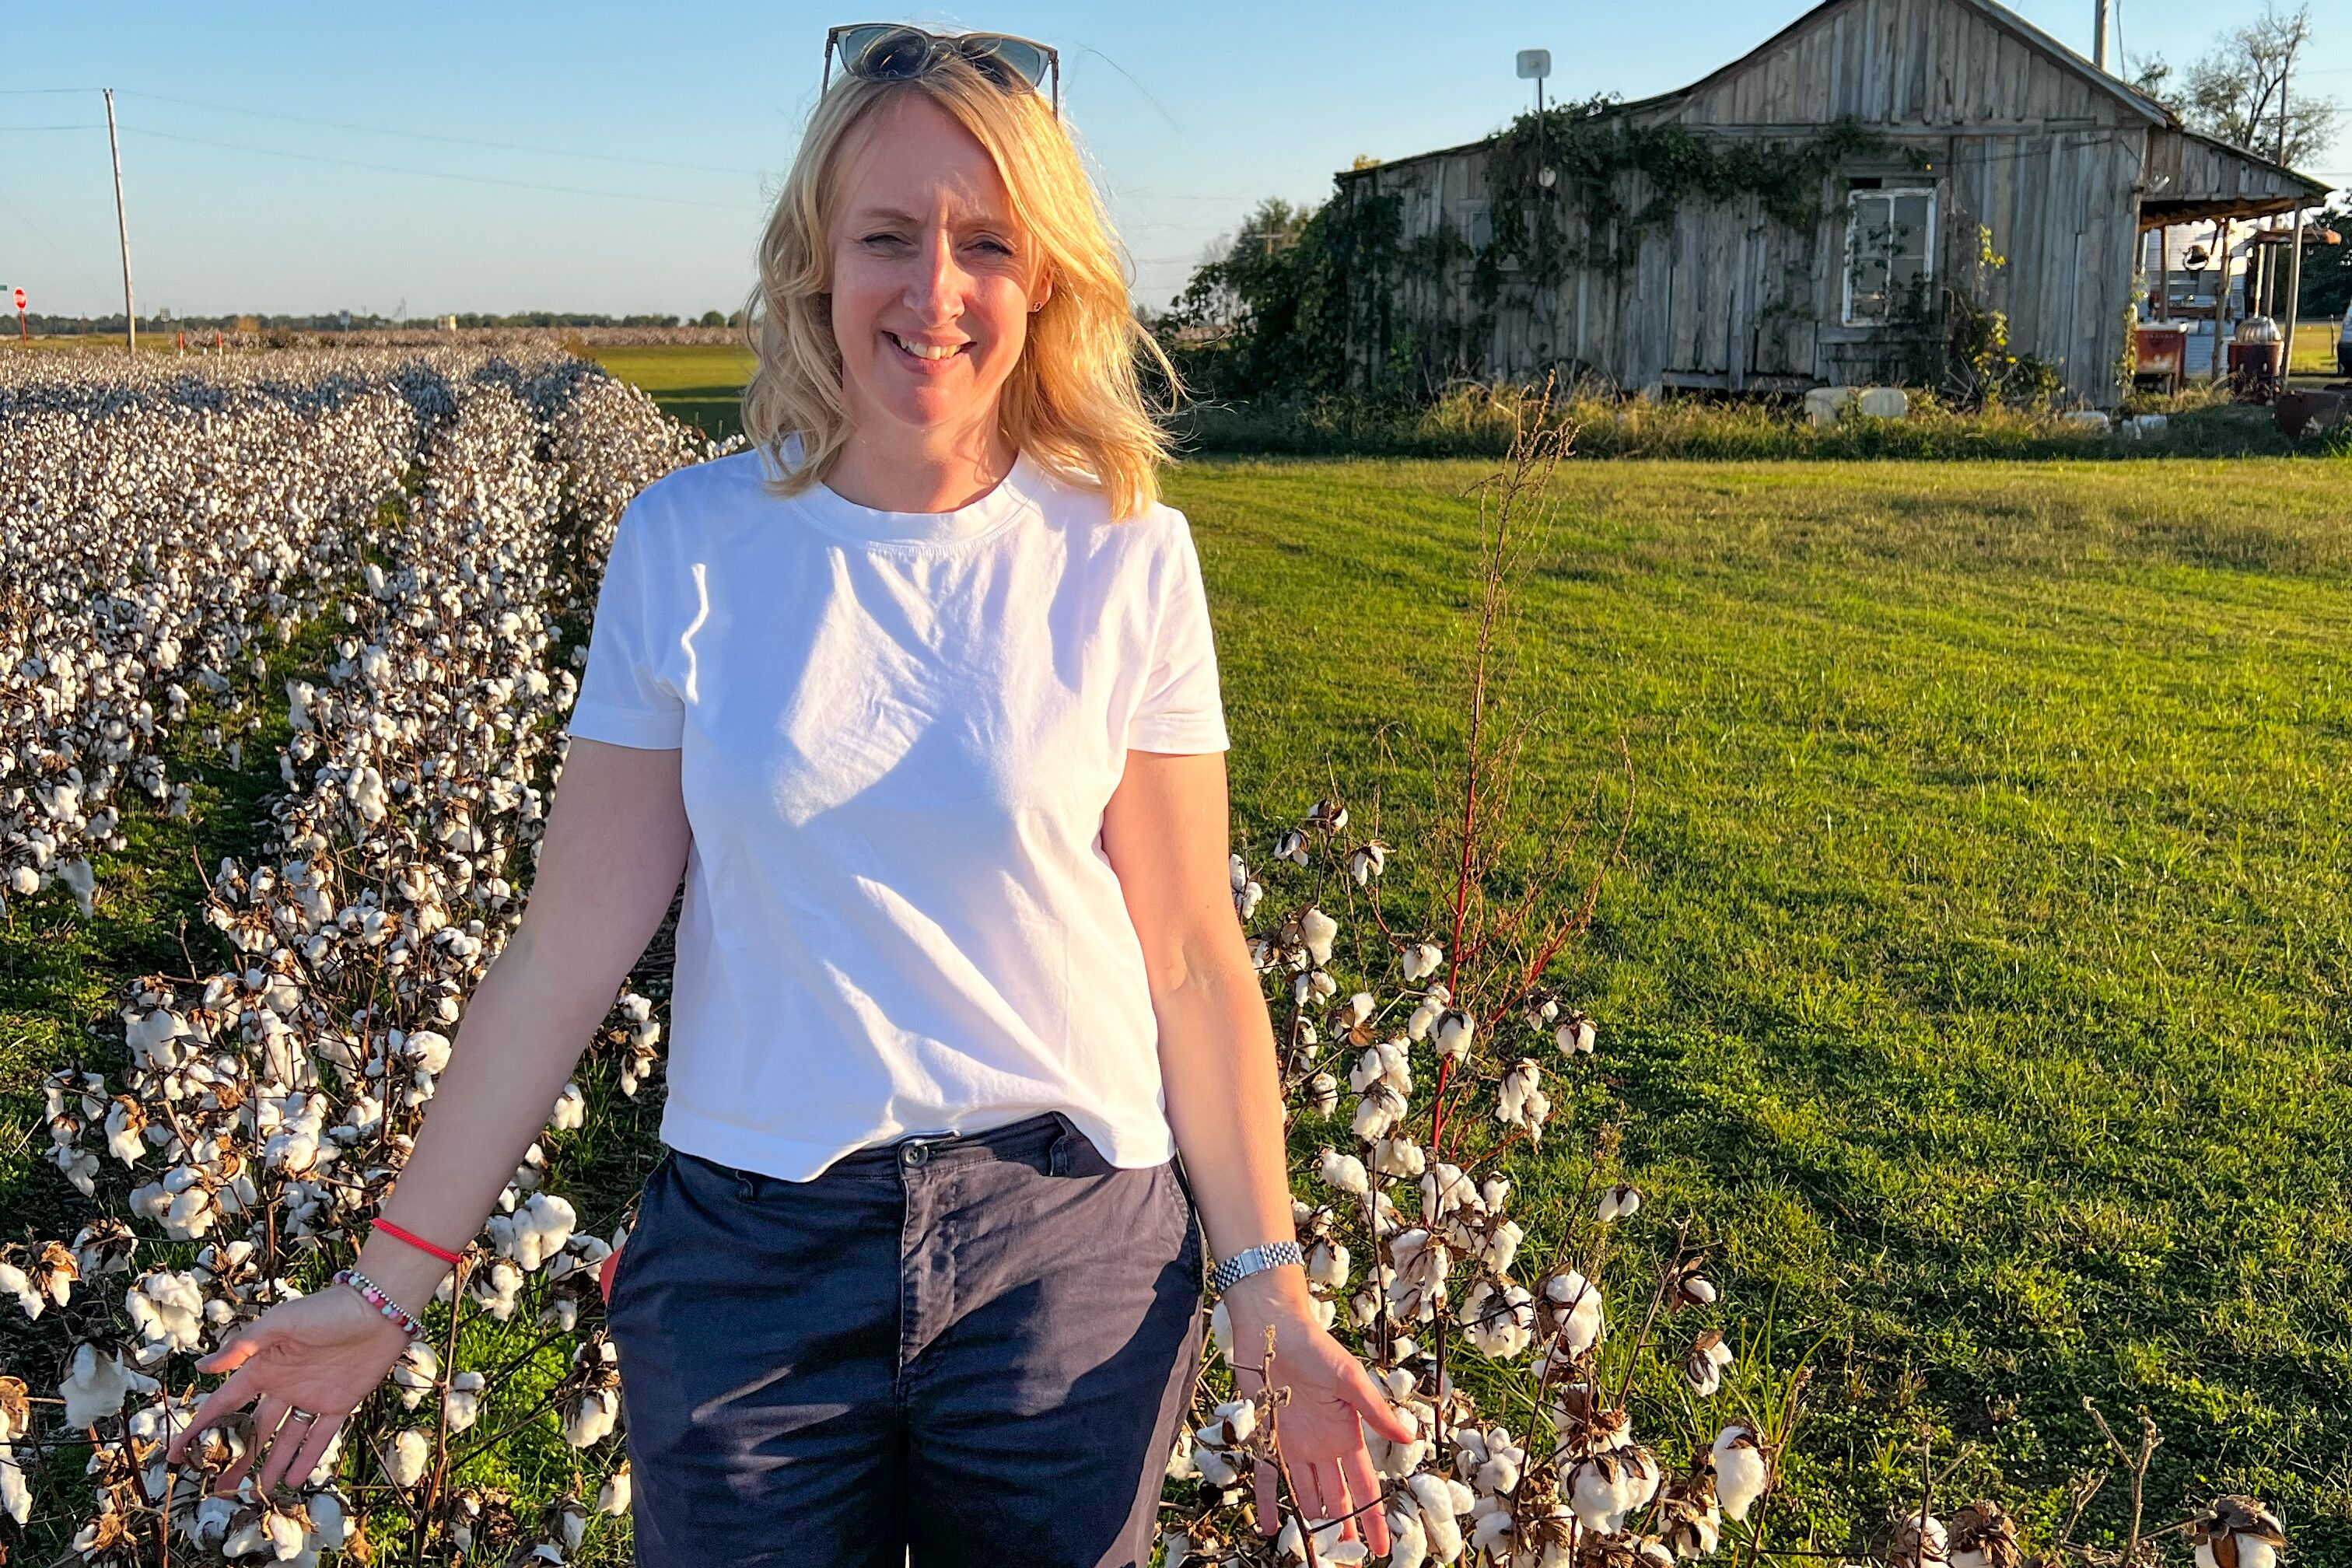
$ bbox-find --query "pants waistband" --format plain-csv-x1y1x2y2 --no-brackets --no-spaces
829,1108,1074,1174
677,1111,1083,1194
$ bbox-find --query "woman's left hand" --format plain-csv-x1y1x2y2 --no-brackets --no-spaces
1223,1276,1419,1558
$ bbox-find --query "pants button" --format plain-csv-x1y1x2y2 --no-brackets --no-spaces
901,1141,929,1167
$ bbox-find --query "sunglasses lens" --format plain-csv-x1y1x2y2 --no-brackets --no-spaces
958,36,1052,91
842,25,934,79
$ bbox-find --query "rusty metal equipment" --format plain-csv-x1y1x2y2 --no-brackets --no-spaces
2132,325,2187,394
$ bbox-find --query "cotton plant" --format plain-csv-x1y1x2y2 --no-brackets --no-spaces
0,349,715,1564
1161,783,1818,1568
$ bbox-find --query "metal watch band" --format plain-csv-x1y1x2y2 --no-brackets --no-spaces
1209,1240,1305,1295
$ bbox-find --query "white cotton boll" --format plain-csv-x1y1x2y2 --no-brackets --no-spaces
1401,942,1443,982
1407,1472,1468,1563
0,1443,28,1524
1556,1011,1597,1056
390,1343,440,1410
549,1082,586,1132
2197,1540,2278,1568
1339,991,1374,1029
471,1259,523,1321
386,1429,431,1488
1433,1009,1475,1061
401,1030,453,1075
1353,1087,1405,1143
1474,1428,1527,1496
1569,1448,1661,1536
1385,1501,1430,1568
125,1269,206,1353
265,1507,306,1559
1419,1162,1475,1223
0,1262,41,1320
1370,1135,1426,1179
1305,1071,1339,1117
1468,1500,1514,1555
1481,1217,1524,1275
509,1192,578,1271
61,1343,160,1429
1893,1510,1948,1566
1543,1270,1606,1354
1193,1444,1241,1489
1463,1280,1535,1359
1711,1426,1769,1522
1209,1295,1232,1363
1300,907,1339,967
598,1462,632,1516
1201,1398,1257,1447
306,1489,350,1550
1317,1146,1369,1197
1598,1183,1642,1223
1496,1059,1545,1135
563,1387,619,1448
1307,1239,1351,1290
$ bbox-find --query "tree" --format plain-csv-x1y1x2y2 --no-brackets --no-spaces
2299,197,2352,320
2141,2,2342,168
699,310,726,327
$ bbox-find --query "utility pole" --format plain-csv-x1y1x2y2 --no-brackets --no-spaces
2093,0,2111,72
104,89,136,355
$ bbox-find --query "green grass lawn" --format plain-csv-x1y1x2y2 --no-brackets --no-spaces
582,342,755,439
1165,456,2352,1555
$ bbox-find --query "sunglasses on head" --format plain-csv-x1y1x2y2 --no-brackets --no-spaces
822,23,1061,116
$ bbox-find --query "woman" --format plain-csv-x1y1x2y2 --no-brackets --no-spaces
166,23,1411,1565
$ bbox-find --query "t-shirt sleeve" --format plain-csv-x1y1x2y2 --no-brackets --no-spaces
1125,511,1231,754
567,496,684,750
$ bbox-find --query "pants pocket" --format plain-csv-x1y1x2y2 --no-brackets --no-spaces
605,1149,674,1318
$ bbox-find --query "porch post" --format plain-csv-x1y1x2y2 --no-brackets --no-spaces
2283,202,2308,387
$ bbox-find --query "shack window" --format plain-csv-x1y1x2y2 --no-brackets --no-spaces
1843,187,1936,326
1456,198,1494,252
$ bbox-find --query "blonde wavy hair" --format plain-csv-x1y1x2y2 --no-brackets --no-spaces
741,48,1177,521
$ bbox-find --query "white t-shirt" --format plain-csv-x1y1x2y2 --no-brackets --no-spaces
564,446,1230,1182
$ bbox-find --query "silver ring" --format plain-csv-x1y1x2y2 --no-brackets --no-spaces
285,1407,320,1424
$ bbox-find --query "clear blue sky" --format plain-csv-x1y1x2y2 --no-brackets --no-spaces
3,1,2344,320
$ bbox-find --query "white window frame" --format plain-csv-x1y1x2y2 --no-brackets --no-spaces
1455,197,1494,253
1842,186,1938,327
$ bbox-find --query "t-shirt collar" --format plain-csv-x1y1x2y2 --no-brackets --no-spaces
789,444,1042,549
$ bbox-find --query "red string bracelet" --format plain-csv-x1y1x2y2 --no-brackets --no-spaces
373,1218,464,1266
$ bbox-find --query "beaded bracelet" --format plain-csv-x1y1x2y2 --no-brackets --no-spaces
334,1267,428,1342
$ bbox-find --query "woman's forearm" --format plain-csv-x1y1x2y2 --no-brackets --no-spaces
349,925,621,1312
1156,955,1314,1314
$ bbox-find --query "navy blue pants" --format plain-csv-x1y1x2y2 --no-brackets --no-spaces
606,1111,1206,1566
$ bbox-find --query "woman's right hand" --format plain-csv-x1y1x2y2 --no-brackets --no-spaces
164,1282,419,1499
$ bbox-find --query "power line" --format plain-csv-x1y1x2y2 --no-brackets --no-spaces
114,88,769,178
127,127,762,212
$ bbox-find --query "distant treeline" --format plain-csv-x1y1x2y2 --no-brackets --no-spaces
11,309,746,335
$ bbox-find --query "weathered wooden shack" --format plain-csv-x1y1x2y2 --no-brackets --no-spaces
1339,0,2331,405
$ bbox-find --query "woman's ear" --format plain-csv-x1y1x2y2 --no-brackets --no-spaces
1028,268,1053,313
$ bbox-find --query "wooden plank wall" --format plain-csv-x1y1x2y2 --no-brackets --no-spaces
1352,0,2164,404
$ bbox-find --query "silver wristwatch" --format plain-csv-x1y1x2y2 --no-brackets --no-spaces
1209,1241,1305,1295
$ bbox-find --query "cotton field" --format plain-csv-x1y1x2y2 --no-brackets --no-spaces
0,349,706,1563
0,353,2285,1568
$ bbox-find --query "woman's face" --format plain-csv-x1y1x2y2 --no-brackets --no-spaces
828,93,1047,447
